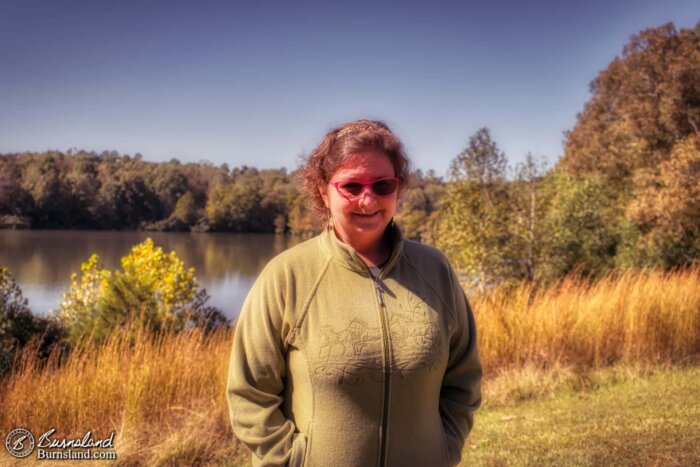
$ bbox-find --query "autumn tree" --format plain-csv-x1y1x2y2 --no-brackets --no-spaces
627,134,700,265
560,21,700,268
562,22,700,180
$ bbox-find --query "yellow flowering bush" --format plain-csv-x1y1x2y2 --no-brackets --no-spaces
58,239,226,346
109,239,198,322
58,254,111,340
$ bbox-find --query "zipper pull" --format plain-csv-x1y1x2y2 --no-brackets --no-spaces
374,279,385,307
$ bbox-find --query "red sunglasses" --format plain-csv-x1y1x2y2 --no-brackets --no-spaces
330,177,399,200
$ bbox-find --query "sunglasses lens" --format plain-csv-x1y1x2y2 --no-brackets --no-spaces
372,179,397,195
336,178,398,198
339,182,364,197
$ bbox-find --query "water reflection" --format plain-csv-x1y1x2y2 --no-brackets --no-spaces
0,230,303,320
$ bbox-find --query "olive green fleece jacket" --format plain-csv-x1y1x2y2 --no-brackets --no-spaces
227,224,482,467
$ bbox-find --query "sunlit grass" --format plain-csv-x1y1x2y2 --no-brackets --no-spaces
472,267,700,374
0,324,245,465
0,266,698,465
465,364,700,466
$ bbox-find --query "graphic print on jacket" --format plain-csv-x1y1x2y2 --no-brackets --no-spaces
313,288,443,385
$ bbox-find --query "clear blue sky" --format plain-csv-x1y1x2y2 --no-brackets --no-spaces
1,0,699,176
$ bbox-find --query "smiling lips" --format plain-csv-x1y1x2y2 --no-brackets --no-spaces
353,211,381,218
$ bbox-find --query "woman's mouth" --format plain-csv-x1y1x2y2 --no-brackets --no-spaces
353,211,381,218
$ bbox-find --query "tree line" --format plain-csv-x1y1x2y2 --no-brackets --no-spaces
0,151,298,233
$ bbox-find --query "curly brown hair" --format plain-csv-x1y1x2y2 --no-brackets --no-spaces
298,119,411,220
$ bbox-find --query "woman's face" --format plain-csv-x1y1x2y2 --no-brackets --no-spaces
320,150,398,252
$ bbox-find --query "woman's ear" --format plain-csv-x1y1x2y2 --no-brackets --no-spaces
318,183,329,208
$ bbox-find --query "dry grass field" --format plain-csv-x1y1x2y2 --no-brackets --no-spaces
473,267,700,373
0,267,698,465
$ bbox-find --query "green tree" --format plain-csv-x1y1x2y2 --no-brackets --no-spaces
19,152,68,227
173,191,198,226
64,151,101,227
287,190,324,236
395,170,446,241
206,168,281,232
96,174,160,229
435,128,513,290
0,158,33,227
508,154,550,282
538,168,623,280
151,165,188,219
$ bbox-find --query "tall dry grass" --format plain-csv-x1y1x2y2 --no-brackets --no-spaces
0,324,244,465
0,266,698,464
472,267,700,374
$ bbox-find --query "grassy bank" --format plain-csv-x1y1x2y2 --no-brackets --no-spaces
464,364,700,466
0,267,698,464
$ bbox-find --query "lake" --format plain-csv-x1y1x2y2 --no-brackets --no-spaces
0,230,305,320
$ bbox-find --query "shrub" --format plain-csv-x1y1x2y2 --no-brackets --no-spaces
0,266,61,375
57,239,227,346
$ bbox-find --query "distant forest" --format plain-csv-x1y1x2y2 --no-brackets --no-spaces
0,150,311,233
2,21,699,287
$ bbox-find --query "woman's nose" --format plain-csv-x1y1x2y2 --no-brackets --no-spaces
356,187,378,207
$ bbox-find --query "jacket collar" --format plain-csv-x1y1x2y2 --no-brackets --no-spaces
319,221,404,278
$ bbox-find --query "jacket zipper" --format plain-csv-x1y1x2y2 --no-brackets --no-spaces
373,273,391,467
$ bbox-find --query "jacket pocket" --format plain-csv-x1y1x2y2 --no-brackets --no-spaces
441,425,452,467
289,423,313,467
304,423,314,467
289,431,306,467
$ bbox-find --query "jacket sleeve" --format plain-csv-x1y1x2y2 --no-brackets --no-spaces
226,265,306,467
439,264,482,466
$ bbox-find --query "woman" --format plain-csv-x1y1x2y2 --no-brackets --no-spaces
227,120,481,467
